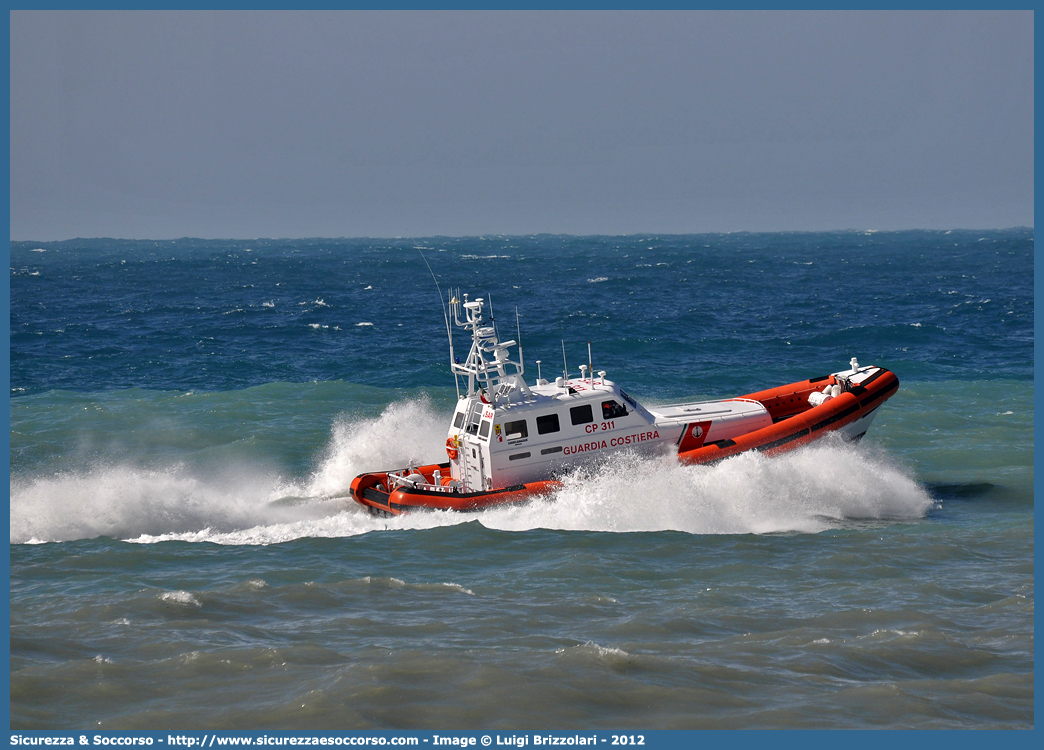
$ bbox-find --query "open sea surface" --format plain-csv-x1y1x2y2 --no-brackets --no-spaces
9,231,1034,728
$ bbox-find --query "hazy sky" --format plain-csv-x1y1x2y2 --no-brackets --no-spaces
10,10,1034,240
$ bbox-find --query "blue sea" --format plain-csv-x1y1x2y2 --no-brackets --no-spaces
9,230,1034,729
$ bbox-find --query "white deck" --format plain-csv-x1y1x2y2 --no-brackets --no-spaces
648,397,768,424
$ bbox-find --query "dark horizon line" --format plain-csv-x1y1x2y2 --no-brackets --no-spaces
9,226,1035,245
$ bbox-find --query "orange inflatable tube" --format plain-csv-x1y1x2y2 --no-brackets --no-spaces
678,367,899,464
350,464,561,516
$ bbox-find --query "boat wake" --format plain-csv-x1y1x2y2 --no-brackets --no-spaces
10,399,933,545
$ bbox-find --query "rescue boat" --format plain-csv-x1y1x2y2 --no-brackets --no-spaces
350,294,899,516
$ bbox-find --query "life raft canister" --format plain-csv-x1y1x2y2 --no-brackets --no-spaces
445,436,459,460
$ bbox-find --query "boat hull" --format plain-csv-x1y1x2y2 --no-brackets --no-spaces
348,367,899,515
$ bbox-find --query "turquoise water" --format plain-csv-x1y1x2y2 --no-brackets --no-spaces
9,231,1033,728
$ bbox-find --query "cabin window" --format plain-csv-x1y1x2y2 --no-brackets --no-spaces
536,413,560,434
602,400,628,419
453,411,465,429
509,452,531,461
619,390,638,410
570,404,594,425
503,419,528,439
541,446,563,455
478,420,491,439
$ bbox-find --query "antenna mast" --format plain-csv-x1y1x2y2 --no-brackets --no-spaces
487,293,500,341
419,250,459,399
515,306,524,378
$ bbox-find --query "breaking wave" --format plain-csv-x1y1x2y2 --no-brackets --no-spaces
10,399,932,545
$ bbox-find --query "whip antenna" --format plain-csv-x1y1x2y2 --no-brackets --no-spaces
515,306,524,375
487,293,500,340
561,340,568,379
419,250,459,399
